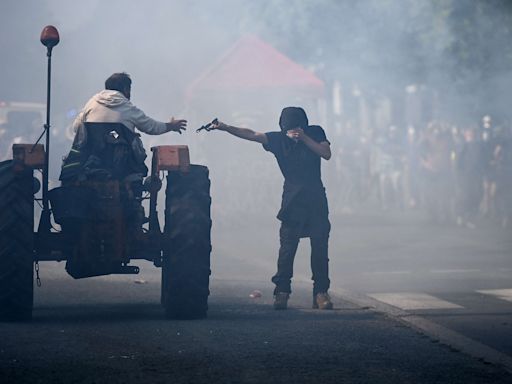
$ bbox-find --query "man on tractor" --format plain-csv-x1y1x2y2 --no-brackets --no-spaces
61,72,186,182
57,72,188,278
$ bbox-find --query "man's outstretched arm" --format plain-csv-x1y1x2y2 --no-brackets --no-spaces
211,121,268,145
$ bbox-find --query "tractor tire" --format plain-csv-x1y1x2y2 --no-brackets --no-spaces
0,160,34,321
162,165,211,319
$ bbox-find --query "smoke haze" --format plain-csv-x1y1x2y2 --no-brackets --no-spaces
1,0,511,289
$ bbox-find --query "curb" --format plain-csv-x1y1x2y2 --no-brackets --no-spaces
328,284,512,374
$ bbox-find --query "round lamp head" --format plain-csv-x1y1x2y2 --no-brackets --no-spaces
40,25,60,48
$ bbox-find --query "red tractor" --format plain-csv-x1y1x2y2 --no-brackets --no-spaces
0,27,211,321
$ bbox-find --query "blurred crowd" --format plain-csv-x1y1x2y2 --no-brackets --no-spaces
328,117,512,228
2,110,511,230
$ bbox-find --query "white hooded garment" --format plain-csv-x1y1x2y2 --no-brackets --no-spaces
71,90,169,146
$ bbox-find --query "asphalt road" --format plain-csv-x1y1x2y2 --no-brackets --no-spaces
1,208,511,383
0,265,511,384
213,208,512,367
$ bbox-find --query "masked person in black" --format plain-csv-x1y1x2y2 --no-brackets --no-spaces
211,107,333,310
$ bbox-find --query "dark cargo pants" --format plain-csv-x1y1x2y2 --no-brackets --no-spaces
271,221,330,296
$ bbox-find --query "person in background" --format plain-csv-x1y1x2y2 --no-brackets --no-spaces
494,125,512,228
419,123,454,224
456,128,485,229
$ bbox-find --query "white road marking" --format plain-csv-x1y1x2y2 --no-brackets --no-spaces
330,286,512,374
477,288,512,303
362,269,482,276
430,269,480,274
367,293,463,310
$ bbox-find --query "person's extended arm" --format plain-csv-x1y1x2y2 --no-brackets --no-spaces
130,104,186,135
288,128,331,160
211,121,268,145
165,117,187,134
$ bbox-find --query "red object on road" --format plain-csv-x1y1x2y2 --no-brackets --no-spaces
249,290,263,299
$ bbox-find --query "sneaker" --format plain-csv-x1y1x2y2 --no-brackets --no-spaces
313,292,333,310
273,292,290,310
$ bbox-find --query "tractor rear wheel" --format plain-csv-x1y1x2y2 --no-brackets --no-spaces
0,160,34,321
162,165,211,319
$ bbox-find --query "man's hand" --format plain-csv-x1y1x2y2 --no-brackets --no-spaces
209,120,228,131
166,117,187,134
288,128,331,160
286,128,305,142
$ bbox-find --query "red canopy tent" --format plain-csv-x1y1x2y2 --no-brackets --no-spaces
186,35,325,102
180,36,327,223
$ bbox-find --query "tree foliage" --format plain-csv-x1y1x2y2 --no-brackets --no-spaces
236,0,512,118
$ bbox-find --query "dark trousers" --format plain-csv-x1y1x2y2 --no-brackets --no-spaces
271,221,330,295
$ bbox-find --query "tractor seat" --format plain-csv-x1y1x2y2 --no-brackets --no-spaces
60,122,148,182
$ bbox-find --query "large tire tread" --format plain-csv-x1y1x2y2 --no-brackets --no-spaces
162,165,211,320
0,160,34,321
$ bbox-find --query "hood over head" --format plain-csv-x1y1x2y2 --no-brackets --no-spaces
279,107,309,132
93,90,129,107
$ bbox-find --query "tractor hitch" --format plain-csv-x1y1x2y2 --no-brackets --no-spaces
114,265,140,274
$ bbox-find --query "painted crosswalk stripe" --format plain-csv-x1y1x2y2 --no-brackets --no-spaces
476,288,512,303
368,293,463,310
363,270,411,275
430,269,480,274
